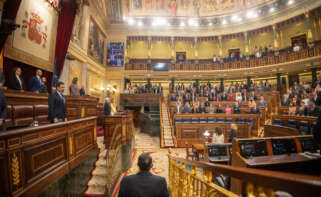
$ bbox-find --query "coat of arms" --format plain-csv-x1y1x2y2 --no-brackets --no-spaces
21,11,48,48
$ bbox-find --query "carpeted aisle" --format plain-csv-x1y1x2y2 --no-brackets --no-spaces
111,130,185,196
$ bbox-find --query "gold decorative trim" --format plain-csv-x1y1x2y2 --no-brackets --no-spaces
11,153,20,185
69,136,73,155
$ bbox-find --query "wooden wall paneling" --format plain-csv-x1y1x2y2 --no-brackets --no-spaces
0,116,97,197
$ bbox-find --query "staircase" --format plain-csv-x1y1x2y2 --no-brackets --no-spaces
83,136,108,197
160,91,176,148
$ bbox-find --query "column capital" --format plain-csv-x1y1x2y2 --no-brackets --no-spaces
304,11,309,18
243,32,248,36
218,36,222,40
272,24,276,30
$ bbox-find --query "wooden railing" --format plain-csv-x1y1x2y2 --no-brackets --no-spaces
0,116,97,197
103,111,135,147
125,45,321,71
120,93,161,106
106,124,123,196
168,154,321,197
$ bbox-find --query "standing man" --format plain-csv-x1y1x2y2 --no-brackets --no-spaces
29,69,43,92
118,153,169,197
48,82,67,123
104,97,111,116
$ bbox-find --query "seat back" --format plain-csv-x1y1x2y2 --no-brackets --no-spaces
183,117,191,123
273,119,283,126
208,117,214,123
299,121,310,135
34,105,49,124
216,117,224,123
287,119,297,129
225,118,233,123
236,118,244,123
200,117,207,123
13,105,34,127
192,117,199,123
174,117,182,124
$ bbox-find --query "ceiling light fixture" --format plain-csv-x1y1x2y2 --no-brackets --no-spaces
269,7,275,12
288,0,294,5
137,21,143,27
128,18,135,25
231,15,242,22
246,10,258,19
208,22,213,26
180,22,185,27
222,19,227,25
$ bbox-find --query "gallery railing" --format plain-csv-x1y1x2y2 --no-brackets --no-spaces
168,154,321,197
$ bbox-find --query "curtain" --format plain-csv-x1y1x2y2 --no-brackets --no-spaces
54,0,77,78
0,0,22,51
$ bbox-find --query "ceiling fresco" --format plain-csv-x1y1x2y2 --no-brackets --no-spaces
124,0,277,17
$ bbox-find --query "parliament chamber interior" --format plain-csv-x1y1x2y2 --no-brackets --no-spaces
0,0,321,196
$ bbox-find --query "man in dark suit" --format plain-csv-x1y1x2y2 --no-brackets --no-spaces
104,97,111,116
118,153,169,197
28,69,43,92
0,90,7,131
281,94,290,106
48,82,67,123
9,67,24,90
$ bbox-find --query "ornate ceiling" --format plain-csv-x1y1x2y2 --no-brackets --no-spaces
125,0,277,17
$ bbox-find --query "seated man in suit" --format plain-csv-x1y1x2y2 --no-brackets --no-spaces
281,94,290,106
233,102,241,114
183,102,191,113
104,97,111,116
216,104,223,113
39,77,48,93
49,82,67,123
9,67,24,91
0,90,7,131
28,69,43,92
308,101,320,117
199,103,206,114
118,153,169,197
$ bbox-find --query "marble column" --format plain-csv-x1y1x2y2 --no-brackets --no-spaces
272,25,278,49
79,0,90,50
194,37,198,59
147,36,151,59
305,12,313,41
244,32,249,54
170,36,175,63
218,36,223,56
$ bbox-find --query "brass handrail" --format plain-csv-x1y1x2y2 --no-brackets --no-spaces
168,155,321,197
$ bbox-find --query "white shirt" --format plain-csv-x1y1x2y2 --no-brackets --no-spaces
212,133,224,144
16,75,22,88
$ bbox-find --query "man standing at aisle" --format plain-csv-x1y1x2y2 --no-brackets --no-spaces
118,153,170,197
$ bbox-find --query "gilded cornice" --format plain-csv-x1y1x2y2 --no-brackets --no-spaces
68,41,106,76
107,0,321,37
